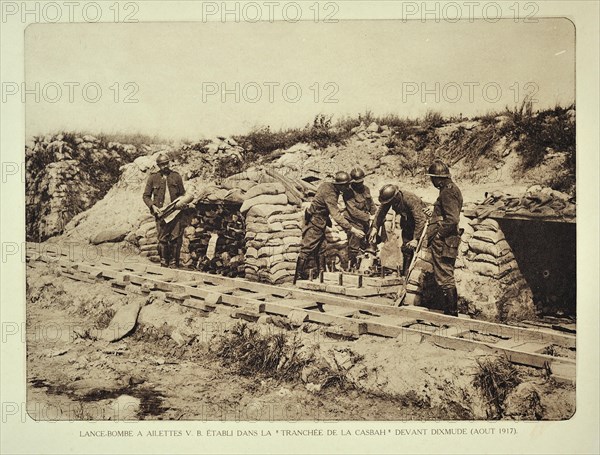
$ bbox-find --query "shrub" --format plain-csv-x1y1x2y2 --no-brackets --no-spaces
472,356,521,419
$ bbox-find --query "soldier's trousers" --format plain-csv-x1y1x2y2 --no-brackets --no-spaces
429,236,457,289
157,215,184,266
299,213,328,262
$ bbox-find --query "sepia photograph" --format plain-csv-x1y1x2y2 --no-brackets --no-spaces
1,1,599,454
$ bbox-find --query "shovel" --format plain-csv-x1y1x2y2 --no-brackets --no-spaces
395,219,429,307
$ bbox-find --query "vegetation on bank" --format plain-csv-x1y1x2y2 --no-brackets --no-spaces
32,102,576,194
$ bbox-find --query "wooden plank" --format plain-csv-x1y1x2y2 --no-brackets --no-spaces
64,255,577,353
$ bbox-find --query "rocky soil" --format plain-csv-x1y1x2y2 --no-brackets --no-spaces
26,259,575,421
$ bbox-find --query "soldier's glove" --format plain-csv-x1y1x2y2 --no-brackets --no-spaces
405,239,418,250
350,227,365,240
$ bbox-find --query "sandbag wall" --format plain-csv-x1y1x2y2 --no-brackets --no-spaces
402,215,536,322
135,215,160,263
242,183,303,285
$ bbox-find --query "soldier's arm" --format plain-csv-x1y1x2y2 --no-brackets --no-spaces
372,203,391,231
142,175,155,210
438,189,461,237
325,190,352,231
405,193,427,240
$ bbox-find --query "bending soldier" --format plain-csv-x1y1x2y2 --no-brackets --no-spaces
425,160,463,317
342,168,375,270
143,153,186,268
368,184,427,276
294,172,365,284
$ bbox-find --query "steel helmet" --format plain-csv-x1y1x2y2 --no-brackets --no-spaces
378,184,398,204
350,167,366,183
333,171,351,185
156,153,170,165
425,160,450,177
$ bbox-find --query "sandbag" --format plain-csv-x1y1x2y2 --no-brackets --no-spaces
268,212,302,223
472,252,515,265
282,236,301,246
247,203,296,219
469,239,511,257
270,261,296,274
469,261,499,278
246,221,284,233
473,229,505,244
265,238,284,247
473,218,500,232
241,194,288,213
223,188,245,203
245,247,259,258
255,229,302,241
244,182,286,200
91,227,129,245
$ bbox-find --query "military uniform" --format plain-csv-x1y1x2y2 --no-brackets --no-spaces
372,189,427,274
298,182,352,274
143,170,186,267
426,180,463,290
342,185,375,268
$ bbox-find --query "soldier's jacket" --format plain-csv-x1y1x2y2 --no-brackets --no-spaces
429,180,463,239
427,179,463,259
307,182,352,231
143,170,185,210
373,189,427,241
343,185,375,227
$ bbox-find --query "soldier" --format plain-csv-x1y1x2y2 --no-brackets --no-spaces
425,160,463,317
368,184,428,276
293,171,365,284
143,153,186,268
342,167,375,270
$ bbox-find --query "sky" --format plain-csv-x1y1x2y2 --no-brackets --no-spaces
25,19,575,140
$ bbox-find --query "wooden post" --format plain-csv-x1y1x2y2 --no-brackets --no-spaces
338,272,343,286
319,270,324,283
357,273,363,288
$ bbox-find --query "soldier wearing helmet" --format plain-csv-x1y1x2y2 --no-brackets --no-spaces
142,153,187,268
294,171,365,283
341,167,375,270
368,183,428,276
425,159,463,317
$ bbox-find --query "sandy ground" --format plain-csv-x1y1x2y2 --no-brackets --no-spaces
26,256,575,422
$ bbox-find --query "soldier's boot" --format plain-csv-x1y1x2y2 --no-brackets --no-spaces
401,250,414,277
158,242,170,268
168,242,179,269
293,256,307,285
442,287,459,317
169,239,182,269
346,251,356,272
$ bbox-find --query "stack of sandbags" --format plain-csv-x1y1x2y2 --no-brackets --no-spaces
457,216,534,321
134,215,160,263
463,218,518,279
242,183,302,285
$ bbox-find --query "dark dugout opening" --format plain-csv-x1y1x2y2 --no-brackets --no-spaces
497,219,576,318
